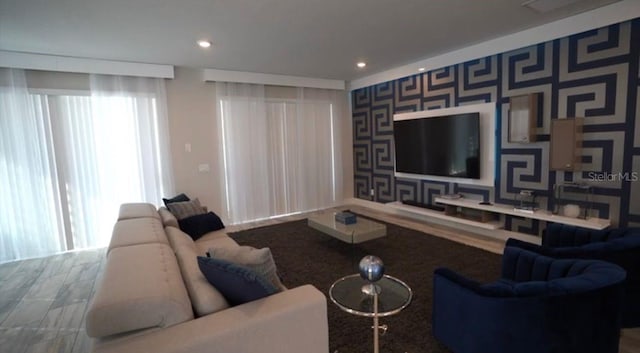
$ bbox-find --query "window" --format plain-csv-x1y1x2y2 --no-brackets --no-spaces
0,70,173,262
216,83,344,224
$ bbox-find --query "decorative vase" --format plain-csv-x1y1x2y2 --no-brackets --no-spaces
563,204,581,218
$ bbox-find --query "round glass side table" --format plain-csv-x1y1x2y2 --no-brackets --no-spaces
329,274,412,353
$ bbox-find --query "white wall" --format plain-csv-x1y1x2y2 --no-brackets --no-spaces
165,67,223,212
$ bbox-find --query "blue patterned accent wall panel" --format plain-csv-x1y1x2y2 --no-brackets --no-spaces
351,19,640,230
352,87,373,200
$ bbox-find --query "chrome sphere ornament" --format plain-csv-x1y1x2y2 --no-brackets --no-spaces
359,255,385,282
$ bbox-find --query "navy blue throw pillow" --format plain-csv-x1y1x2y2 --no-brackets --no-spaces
162,193,190,208
178,212,225,240
197,256,278,306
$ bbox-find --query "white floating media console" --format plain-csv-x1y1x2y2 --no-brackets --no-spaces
386,197,610,245
432,197,610,230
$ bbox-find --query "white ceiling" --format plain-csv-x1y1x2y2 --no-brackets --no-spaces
0,0,625,81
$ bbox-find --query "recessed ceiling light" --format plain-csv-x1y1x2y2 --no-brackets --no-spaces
418,68,426,72
356,62,366,68
197,40,211,48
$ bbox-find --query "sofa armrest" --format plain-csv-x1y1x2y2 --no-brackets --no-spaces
432,270,622,353
92,285,328,353
435,267,514,297
433,267,482,292
543,223,607,247
505,238,544,253
432,270,548,352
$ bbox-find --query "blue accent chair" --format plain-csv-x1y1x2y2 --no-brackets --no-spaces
507,223,640,327
432,247,626,353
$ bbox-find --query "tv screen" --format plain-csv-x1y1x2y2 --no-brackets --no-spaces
393,113,480,179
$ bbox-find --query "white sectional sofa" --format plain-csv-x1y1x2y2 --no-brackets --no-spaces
85,203,329,353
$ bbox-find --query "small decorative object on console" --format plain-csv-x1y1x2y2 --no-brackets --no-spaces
553,182,592,219
514,190,537,213
359,255,384,295
562,204,581,218
335,211,357,225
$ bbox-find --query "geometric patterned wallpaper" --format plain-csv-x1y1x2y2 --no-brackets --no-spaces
352,18,640,233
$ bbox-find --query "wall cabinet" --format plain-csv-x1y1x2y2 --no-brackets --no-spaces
508,93,540,143
550,118,583,171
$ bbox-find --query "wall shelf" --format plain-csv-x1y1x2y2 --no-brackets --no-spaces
433,197,610,230
385,201,539,244
387,201,504,230
385,197,610,245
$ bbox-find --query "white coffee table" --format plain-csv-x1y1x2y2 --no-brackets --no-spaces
307,212,386,244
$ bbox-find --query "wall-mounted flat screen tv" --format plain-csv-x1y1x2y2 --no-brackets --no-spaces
393,112,481,179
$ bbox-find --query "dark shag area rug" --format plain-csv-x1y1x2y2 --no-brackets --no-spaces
229,216,502,353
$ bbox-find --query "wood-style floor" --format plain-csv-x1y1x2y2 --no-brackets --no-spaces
0,248,105,353
0,204,638,352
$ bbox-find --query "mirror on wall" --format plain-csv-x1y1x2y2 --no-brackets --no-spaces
508,93,541,143
549,117,583,171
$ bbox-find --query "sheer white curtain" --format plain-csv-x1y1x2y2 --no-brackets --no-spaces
291,87,344,209
55,75,174,248
217,83,269,223
0,69,65,262
216,82,344,224
0,70,174,262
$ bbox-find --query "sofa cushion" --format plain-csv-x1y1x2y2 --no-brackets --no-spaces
197,256,278,306
174,242,230,317
166,226,197,251
167,198,206,220
480,279,567,297
108,217,168,254
195,233,238,254
168,226,238,255
86,243,193,338
208,246,284,290
162,193,190,208
196,229,232,243
178,212,225,240
117,203,161,221
158,207,179,228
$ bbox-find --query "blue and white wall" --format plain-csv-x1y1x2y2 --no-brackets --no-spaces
351,18,640,232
